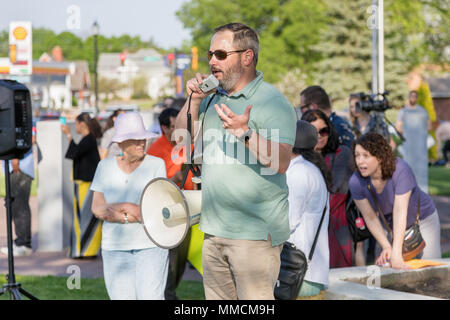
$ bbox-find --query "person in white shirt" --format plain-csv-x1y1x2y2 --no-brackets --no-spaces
91,112,169,300
286,120,332,297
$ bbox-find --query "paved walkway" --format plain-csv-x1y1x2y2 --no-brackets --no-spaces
0,195,449,280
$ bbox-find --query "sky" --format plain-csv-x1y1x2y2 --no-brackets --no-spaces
0,0,191,49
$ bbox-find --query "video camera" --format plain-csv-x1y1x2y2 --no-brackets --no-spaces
355,91,391,113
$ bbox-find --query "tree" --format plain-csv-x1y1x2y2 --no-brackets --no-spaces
176,0,449,107
417,81,438,161
176,0,327,83
54,31,85,61
0,31,8,57
414,0,450,65
98,77,124,99
310,0,413,109
32,28,59,60
131,75,150,99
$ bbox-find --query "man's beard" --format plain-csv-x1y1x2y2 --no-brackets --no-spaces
218,60,245,92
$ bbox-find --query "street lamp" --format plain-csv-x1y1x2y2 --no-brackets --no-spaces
92,21,99,114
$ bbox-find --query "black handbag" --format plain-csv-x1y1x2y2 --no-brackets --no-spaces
367,181,426,261
274,202,328,300
346,195,371,243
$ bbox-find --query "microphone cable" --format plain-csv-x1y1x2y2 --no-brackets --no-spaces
179,92,216,189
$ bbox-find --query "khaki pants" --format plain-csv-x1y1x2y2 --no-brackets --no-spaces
202,234,282,300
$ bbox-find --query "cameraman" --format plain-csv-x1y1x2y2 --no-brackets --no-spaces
349,93,395,150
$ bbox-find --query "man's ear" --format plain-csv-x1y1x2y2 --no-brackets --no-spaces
242,49,254,67
161,125,168,135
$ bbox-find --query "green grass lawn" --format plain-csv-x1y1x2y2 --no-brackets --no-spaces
428,166,450,196
0,275,204,300
0,170,38,198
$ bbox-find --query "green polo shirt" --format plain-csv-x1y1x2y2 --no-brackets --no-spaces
197,71,296,246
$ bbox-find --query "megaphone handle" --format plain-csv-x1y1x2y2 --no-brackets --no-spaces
179,166,190,190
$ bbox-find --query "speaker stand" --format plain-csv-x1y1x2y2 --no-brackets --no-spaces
0,158,38,300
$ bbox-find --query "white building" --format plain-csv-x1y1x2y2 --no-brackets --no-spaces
98,48,175,100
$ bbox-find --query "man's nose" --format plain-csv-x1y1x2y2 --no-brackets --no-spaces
209,55,219,66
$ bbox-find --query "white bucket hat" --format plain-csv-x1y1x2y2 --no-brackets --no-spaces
111,112,157,143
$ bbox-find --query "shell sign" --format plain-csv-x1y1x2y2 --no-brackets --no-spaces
12,26,28,40
9,21,32,75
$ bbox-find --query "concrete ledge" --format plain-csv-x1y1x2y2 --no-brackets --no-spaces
325,258,450,300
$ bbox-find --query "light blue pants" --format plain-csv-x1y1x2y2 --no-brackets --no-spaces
102,247,169,300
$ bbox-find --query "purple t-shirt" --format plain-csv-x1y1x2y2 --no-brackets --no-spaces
349,158,435,228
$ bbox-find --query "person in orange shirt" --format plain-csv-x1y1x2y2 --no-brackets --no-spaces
147,107,194,190
146,107,195,300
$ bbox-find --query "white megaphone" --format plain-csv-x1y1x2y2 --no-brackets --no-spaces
140,177,202,249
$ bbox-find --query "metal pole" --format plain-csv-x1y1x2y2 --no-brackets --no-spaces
94,34,99,114
371,0,378,95
378,0,384,94
3,161,16,288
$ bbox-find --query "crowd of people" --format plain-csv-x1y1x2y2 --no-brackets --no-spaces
1,22,446,301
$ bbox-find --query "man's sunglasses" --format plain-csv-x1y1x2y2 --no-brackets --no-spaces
207,49,247,61
318,127,330,137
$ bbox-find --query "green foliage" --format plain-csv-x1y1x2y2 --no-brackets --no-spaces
176,0,327,84
418,0,450,65
176,0,449,107
72,95,78,107
311,0,413,109
0,30,9,57
97,77,124,99
418,81,438,160
417,81,436,122
131,75,150,99
0,27,162,73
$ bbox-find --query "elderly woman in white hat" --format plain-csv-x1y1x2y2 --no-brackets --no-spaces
90,112,168,300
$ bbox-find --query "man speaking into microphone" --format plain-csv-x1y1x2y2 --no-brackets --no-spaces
175,23,296,300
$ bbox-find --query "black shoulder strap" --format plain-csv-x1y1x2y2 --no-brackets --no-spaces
308,195,328,261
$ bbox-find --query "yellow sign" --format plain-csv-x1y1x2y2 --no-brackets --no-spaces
9,44,17,64
9,21,32,75
13,26,28,40
191,46,198,71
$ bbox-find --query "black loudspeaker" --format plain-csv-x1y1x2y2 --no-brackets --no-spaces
0,80,33,160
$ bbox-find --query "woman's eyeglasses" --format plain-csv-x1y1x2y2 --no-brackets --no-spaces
318,127,330,137
207,49,247,61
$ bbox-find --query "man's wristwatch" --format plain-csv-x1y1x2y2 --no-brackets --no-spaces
237,128,253,143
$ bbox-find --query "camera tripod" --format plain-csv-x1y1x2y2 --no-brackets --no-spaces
0,157,37,300
372,111,406,143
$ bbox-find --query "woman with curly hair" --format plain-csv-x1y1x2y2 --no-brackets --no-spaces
302,109,354,268
349,132,441,270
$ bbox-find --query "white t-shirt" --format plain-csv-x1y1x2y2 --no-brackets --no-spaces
287,155,330,286
90,155,166,250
